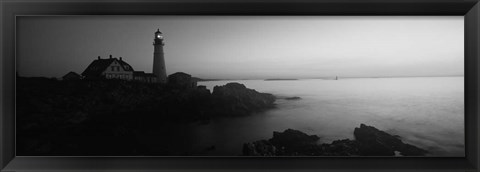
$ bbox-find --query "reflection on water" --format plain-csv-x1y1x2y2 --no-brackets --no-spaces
163,77,465,156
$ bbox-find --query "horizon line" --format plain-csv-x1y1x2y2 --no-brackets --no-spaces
197,74,465,81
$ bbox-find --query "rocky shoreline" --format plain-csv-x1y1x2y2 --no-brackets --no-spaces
17,77,428,156
211,83,276,116
243,124,428,156
16,77,277,155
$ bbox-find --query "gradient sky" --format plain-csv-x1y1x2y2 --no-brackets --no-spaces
17,16,464,79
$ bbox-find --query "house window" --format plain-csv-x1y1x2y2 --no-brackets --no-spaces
111,66,115,71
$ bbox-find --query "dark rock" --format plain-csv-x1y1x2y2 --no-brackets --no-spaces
353,124,428,156
242,129,321,156
212,82,276,116
320,139,360,156
243,125,428,156
269,129,320,154
285,96,301,100
243,140,277,156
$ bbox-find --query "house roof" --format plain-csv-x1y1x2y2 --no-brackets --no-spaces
118,60,134,71
81,57,134,77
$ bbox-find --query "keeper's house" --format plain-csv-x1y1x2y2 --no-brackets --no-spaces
81,55,157,83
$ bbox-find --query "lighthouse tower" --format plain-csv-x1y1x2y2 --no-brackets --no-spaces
153,29,167,83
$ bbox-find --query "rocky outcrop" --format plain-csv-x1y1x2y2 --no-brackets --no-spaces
354,124,428,156
243,140,277,156
319,139,360,156
243,124,428,156
242,129,320,156
212,83,276,116
269,129,320,154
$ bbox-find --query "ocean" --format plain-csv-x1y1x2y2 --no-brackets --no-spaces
169,77,464,156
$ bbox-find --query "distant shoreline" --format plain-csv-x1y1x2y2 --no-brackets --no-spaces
264,78,299,81
196,75,464,82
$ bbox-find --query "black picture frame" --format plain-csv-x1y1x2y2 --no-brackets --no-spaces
1,0,479,171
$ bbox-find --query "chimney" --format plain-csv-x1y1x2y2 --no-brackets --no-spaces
119,57,122,61
97,56,100,60
109,55,112,59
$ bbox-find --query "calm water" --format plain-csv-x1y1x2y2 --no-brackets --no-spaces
161,77,465,156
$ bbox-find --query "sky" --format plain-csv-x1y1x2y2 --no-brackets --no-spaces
16,16,464,79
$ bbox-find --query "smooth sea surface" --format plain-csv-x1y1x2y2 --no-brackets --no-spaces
162,77,464,156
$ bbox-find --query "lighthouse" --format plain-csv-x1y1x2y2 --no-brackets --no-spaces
153,29,167,83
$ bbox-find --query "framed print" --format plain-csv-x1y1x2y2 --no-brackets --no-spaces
1,0,479,171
